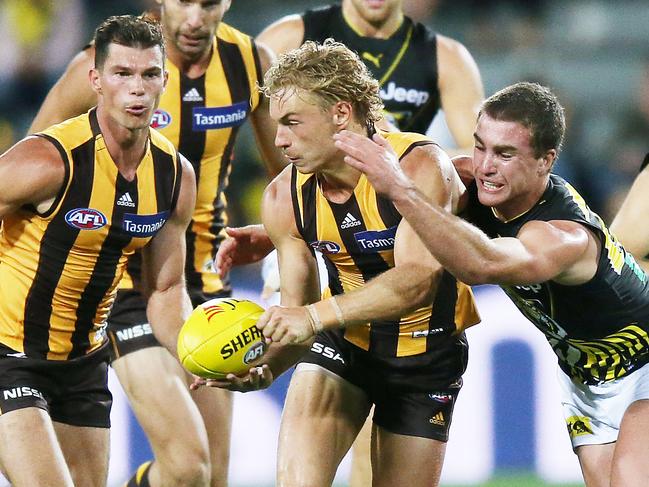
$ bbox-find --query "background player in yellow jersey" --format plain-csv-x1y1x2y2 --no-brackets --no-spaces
29,2,283,486
0,15,196,487
200,39,479,487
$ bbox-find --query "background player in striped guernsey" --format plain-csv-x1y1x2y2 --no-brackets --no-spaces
0,16,196,487
29,2,285,486
337,82,649,487
196,39,480,487
255,4,484,480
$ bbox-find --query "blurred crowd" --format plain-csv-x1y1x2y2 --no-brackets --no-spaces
1,0,648,224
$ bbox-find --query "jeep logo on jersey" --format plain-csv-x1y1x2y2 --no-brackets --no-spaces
309,240,341,255
122,211,170,238
353,225,397,253
65,208,107,230
150,109,172,129
192,101,249,131
380,82,430,107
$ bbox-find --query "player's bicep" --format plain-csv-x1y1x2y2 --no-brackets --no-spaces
497,221,593,284
142,157,196,291
611,168,649,258
261,171,319,305
436,35,484,149
29,49,97,133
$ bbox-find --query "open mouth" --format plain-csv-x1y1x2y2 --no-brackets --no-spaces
480,179,504,192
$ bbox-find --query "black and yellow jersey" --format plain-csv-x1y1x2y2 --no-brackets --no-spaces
122,21,263,295
0,109,182,360
302,4,440,133
291,131,479,360
465,174,649,384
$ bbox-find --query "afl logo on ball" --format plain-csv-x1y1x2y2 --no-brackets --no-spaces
150,109,172,129
65,208,107,230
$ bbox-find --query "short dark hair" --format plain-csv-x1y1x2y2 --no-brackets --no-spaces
94,15,165,69
480,82,566,157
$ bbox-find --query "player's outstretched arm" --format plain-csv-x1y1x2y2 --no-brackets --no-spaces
142,156,196,358
0,137,66,219
256,14,304,57
611,158,649,273
215,224,275,276
336,130,599,287
436,35,484,156
29,48,97,134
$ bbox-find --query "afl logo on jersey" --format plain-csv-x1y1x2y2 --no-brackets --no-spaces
309,240,341,255
150,109,172,129
65,208,107,230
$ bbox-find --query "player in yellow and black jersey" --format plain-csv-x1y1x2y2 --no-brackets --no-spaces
0,16,196,487
198,40,479,487
289,131,478,365
29,2,284,487
336,82,649,486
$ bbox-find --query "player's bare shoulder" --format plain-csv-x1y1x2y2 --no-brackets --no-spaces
256,14,304,56
0,135,67,216
262,164,298,235
400,140,463,209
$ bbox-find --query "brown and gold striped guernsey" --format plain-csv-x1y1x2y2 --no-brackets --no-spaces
0,109,182,360
122,22,263,295
291,131,479,358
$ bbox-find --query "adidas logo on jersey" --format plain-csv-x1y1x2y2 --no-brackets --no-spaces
340,213,361,229
183,88,203,102
429,411,445,426
116,192,136,207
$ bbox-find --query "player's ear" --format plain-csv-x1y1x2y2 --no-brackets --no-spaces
332,101,352,130
539,149,556,175
89,68,102,94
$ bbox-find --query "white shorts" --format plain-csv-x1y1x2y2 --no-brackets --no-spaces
558,363,649,449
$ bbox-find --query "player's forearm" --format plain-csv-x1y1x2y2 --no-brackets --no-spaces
146,283,193,358
311,263,439,330
392,187,505,285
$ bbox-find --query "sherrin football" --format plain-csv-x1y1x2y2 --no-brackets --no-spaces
177,298,267,379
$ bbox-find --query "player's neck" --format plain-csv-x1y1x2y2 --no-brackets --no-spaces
166,42,213,78
95,107,149,181
492,180,549,223
342,3,404,39
318,164,361,204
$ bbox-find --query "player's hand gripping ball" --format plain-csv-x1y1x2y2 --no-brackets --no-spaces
178,298,267,379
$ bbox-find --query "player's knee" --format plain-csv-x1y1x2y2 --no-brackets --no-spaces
158,442,211,486
164,457,210,487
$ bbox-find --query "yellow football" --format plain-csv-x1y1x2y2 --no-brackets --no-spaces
177,297,266,379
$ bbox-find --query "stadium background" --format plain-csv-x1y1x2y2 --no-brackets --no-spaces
1,1,648,485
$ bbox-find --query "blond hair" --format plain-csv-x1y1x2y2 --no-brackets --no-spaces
261,39,384,125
